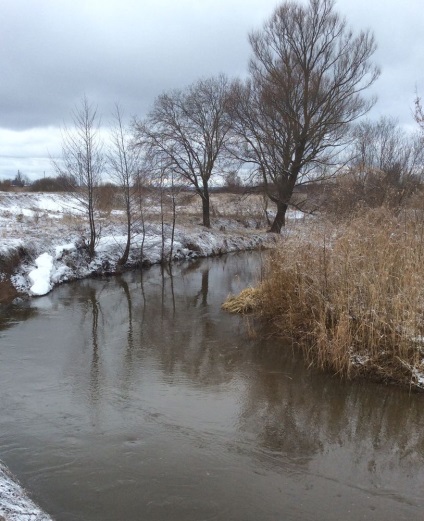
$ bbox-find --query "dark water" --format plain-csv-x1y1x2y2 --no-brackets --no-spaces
0,252,423,521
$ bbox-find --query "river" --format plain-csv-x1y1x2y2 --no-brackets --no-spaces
0,252,423,520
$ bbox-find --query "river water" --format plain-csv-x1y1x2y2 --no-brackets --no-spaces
0,252,423,520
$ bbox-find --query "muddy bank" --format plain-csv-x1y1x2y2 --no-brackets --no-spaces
0,279,19,305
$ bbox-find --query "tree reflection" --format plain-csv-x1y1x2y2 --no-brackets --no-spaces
73,255,424,484
117,276,134,351
92,260,243,389
87,286,101,406
0,303,38,332
237,339,424,480
117,275,138,392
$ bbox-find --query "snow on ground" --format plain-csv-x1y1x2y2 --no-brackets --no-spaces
8,222,278,298
0,462,52,521
0,192,83,217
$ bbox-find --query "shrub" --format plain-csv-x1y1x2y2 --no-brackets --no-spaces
324,167,424,219
0,179,13,191
96,183,119,213
30,175,77,192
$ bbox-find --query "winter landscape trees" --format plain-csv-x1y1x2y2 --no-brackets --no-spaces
3,0,424,391
24,0,424,248
107,104,141,265
348,117,424,208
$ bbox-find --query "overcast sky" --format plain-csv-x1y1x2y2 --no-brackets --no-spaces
0,0,423,180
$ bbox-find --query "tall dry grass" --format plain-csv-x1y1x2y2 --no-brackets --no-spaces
224,208,424,390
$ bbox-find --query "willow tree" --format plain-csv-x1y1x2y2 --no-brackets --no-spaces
134,75,232,228
230,0,379,232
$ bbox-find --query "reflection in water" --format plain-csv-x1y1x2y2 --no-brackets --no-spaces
0,302,37,332
118,275,137,393
240,344,424,475
88,286,100,405
74,259,424,477
0,253,423,521
118,276,134,350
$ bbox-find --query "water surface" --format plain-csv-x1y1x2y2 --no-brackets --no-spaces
0,253,423,520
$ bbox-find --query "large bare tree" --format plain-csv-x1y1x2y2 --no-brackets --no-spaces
229,0,379,232
54,96,104,257
134,74,233,228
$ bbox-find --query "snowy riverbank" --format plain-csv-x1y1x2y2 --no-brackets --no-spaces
0,462,52,521
0,191,287,301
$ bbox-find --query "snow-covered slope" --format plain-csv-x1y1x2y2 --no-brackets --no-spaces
0,191,287,298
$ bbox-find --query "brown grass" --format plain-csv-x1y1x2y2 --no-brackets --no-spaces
224,207,424,390
222,288,261,314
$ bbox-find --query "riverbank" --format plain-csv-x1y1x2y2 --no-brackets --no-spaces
0,191,290,304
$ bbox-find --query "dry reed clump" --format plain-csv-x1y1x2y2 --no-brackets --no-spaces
232,208,424,390
222,287,262,314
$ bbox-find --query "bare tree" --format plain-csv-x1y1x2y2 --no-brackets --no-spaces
229,0,379,232
107,104,140,266
134,166,148,263
351,117,424,206
325,117,424,215
134,74,233,228
54,96,104,257
140,152,179,264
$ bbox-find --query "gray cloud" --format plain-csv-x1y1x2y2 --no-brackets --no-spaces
0,0,276,130
0,0,423,179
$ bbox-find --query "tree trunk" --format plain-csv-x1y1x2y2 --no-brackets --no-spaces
201,185,211,228
118,192,131,266
269,200,288,233
88,206,96,258
169,189,176,263
118,215,131,266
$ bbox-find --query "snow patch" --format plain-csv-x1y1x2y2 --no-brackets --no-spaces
28,253,54,296
54,242,76,259
0,238,24,256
